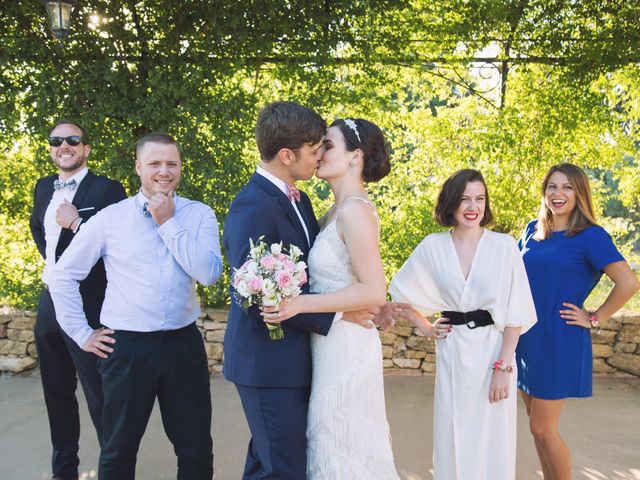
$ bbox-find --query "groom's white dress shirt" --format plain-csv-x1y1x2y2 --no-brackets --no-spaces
51,191,223,348
256,166,310,246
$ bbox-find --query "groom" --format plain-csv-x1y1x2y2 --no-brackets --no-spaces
223,101,377,479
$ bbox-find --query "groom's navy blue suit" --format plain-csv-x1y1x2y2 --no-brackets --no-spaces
223,172,334,479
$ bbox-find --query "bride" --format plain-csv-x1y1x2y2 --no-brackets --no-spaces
262,118,400,479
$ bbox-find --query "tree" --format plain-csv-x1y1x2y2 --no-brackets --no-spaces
1,1,637,307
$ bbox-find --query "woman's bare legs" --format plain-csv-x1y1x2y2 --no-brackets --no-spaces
521,390,571,480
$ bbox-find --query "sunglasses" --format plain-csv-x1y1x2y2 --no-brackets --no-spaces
48,135,84,147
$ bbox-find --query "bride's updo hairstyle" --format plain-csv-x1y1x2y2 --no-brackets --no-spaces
331,118,391,183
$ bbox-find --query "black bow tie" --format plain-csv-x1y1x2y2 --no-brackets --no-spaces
53,179,77,191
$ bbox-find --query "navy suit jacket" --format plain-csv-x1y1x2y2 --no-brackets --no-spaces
223,173,334,388
30,170,127,329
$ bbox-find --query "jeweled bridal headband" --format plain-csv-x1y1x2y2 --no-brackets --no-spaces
344,118,361,143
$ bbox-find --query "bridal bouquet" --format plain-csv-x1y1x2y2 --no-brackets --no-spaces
232,236,308,340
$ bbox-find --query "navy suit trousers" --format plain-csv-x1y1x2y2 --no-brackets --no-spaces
235,384,310,480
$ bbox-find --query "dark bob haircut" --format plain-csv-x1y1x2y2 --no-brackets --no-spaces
434,169,493,227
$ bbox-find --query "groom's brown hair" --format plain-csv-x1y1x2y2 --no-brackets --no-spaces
256,101,326,162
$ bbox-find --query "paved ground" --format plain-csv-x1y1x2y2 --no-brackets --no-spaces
1,372,638,480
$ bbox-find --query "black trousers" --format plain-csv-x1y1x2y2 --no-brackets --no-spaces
35,289,104,479
98,322,213,480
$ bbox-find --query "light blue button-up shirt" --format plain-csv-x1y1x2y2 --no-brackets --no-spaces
51,191,223,348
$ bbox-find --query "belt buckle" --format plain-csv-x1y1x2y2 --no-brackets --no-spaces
462,312,478,330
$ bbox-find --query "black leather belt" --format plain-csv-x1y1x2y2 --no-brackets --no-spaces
441,310,494,329
112,322,196,338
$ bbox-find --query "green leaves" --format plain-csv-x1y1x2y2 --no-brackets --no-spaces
1,0,638,307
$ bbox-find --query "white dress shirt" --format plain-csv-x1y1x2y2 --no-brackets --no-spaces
42,167,88,285
50,191,223,347
256,166,310,246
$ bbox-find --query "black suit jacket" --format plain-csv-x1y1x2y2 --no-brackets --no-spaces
30,170,127,327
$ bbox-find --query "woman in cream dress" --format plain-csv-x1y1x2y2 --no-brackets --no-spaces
389,169,537,480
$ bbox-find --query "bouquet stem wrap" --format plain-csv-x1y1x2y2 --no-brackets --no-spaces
265,322,284,340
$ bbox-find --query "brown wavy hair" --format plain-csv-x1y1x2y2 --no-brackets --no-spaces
534,163,597,240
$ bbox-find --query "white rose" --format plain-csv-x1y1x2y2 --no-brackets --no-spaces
246,260,258,275
261,278,276,296
283,285,301,298
262,295,279,307
236,280,251,298
243,271,256,283
270,243,282,255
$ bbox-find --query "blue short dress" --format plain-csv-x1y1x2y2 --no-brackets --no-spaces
516,220,624,399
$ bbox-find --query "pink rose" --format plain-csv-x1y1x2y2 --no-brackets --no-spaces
283,259,295,270
248,276,262,293
276,270,294,289
298,270,307,285
260,255,277,270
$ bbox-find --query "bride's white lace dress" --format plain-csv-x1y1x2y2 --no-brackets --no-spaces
306,200,400,480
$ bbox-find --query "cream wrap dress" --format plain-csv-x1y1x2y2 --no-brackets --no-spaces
389,230,537,480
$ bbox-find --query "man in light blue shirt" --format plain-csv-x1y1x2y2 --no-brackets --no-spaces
50,132,222,480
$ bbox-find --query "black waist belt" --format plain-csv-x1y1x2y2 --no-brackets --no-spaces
441,310,494,329
113,322,195,338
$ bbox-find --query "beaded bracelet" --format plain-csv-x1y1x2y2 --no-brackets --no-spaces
588,311,601,334
492,359,514,374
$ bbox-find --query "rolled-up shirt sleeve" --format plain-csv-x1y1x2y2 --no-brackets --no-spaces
157,207,223,286
50,214,106,348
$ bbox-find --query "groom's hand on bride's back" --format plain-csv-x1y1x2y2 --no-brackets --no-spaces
342,306,381,329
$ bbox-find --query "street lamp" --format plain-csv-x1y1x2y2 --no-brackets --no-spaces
43,0,76,45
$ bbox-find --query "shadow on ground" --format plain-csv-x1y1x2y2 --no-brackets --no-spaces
1,373,638,479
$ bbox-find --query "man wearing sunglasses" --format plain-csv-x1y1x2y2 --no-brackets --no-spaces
29,120,126,480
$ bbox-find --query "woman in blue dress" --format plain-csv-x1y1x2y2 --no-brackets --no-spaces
516,163,639,480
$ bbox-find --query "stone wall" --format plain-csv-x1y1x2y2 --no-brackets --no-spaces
0,308,37,373
591,310,640,375
2,306,640,377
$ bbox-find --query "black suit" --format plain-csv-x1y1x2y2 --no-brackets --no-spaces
30,170,126,480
